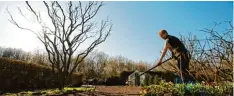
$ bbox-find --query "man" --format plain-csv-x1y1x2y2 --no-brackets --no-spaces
155,29,192,83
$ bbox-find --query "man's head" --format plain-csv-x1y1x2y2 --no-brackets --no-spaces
158,29,168,40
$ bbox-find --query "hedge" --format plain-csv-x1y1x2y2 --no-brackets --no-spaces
104,71,134,85
0,57,83,91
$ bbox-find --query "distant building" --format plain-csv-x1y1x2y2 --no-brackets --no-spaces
126,70,177,86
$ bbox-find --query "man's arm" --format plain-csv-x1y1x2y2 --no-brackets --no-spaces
156,41,169,67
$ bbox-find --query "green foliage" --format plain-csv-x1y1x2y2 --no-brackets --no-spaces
0,57,83,91
141,81,233,96
172,83,186,96
143,71,172,86
144,74,149,86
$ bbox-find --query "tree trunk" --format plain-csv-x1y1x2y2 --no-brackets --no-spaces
57,71,65,90
58,71,70,90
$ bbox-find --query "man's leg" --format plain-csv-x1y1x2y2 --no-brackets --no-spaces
177,53,190,83
177,57,184,83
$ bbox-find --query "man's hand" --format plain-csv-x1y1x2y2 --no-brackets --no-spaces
156,40,169,68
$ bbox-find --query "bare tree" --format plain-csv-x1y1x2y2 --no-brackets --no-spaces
0,47,24,60
8,1,112,89
135,61,147,72
93,51,109,81
180,21,233,82
1,48,14,58
81,55,96,80
30,48,48,65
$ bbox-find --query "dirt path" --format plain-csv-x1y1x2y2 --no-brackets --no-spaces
77,86,142,96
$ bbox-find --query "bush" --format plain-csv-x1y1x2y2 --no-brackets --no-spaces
143,71,176,86
0,57,82,91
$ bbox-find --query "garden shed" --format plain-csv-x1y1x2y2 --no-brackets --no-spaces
127,70,145,86
127,70,175,86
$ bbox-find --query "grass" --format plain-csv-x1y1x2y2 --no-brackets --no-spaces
3,87,95,96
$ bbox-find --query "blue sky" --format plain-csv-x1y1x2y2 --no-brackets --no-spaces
0,1,233,63
95,1,233,63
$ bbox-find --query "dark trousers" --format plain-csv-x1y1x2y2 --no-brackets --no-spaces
176,51,195,83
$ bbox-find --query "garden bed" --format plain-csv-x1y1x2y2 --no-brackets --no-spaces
141,81,233,96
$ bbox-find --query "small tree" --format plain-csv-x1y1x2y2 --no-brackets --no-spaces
8,1,112,89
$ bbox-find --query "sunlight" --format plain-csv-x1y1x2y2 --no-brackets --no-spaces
0,1,92,52
0,2,44,52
